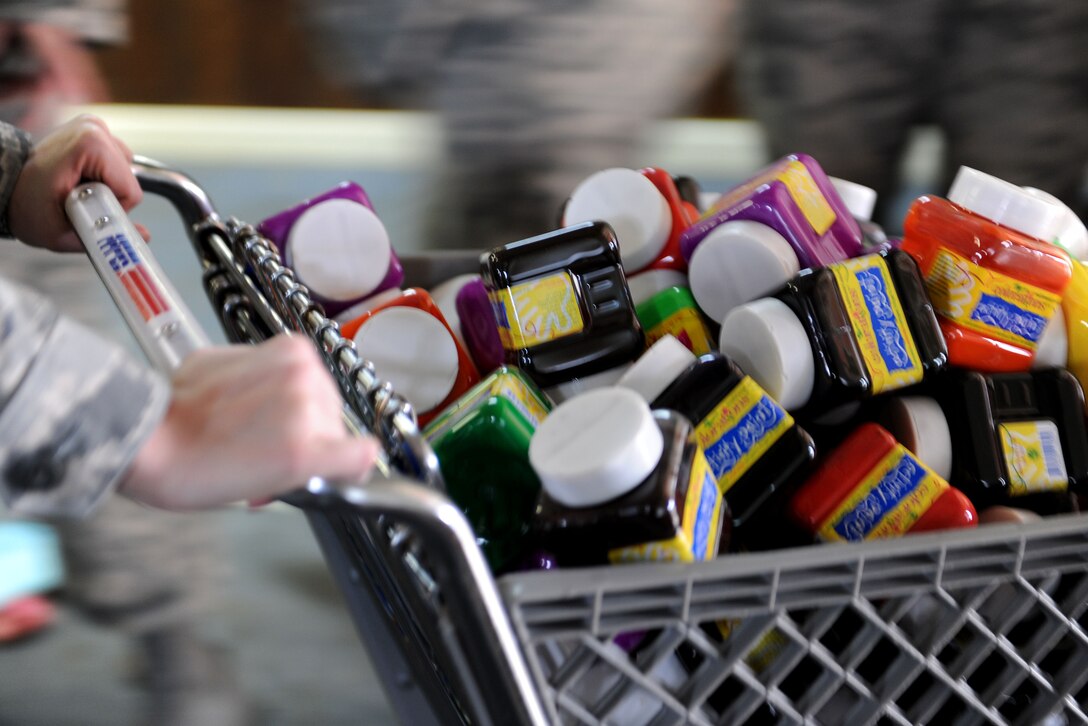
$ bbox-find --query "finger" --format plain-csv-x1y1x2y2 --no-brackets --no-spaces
309,435,383,486
135,222,151,242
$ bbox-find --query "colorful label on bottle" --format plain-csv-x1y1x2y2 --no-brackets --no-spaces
424,368,549,442
829,255,924,394
489,271,586,350
999,420,1068,495
709,160,835,236
712,621,789,674
494,373,550,429
818,445,949,542
925,249,1061,351
694,376,793,493
645,308,714,356
609,447,722,563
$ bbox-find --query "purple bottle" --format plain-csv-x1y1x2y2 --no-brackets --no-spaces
456,278,506,375
680,153,864,270
258,182,405,318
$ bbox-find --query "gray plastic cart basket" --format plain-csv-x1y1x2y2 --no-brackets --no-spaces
132,160,1088,726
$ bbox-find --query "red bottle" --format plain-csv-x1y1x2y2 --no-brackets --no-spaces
340,288,480,427
900,167,1072,372
790,423,977,542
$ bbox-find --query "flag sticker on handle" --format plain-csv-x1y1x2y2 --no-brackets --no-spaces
97,233,170,321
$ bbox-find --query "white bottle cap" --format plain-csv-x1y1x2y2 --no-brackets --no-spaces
829,177,877,221
427,273,479,347
719,297,815,410
1022,187,1088,260
287,199,393,302
543,364,631,404
625,268,689,307
688,221,800,323
947,167,1066,243
1032,305,1068,370
333,288,404,324
352,306,459,413
878,396,953,481
530,387,664,508
616,335,697,403
563,168,672,272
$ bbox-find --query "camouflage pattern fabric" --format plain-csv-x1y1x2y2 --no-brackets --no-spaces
0,120,169,519
735,0,1088,227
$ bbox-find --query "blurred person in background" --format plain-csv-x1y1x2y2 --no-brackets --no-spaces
303,0,737,251
0,3,251,724
735,0,1088,232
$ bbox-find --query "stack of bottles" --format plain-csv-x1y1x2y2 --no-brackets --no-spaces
258,155,1088,576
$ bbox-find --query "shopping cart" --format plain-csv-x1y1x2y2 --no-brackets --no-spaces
76,160,1088,726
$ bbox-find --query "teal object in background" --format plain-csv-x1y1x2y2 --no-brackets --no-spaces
0,521,65,606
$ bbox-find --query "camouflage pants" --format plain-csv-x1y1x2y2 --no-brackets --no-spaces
735,0,1088,227
306,0,737,250
0,243,226,635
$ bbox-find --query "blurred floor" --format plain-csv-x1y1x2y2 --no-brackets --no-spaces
0,105,986,725
0,508,395,725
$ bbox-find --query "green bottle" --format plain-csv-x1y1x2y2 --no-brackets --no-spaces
424,366,553,572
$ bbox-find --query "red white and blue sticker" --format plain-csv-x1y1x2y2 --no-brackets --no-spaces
97,233,169,322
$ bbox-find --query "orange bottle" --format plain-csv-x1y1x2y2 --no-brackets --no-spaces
900,167,1072,372
341,288,480,427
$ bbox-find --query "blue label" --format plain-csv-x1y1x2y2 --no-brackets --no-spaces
832,454,926,541
703,396,786,481
692,471,718,560
971,293,1048,344
856,266,915,371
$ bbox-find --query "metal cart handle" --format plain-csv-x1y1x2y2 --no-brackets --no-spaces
72,161,547,726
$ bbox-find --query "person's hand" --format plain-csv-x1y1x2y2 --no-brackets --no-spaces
0,22,110,135
120,335,382,511
7,113,145,252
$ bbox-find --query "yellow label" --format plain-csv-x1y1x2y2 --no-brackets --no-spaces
999,421,1068,495
646,308,714,356
489,271,585,350
829,255,924,394
707,159,835,236
493,373,549,429
1062,259,1088,415
712,621,788,675
778,160,836,236
925,249,1062,351
695,376,792,493
608,447,722,563
818,445,949,542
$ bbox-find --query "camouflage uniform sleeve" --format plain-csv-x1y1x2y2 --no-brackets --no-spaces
0,121,170,517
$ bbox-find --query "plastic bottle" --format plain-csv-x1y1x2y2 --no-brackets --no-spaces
680,153,864,270
340,288,480,427
454,278,506,375
685,219,801,325
719,250,947,420
530,388,728,565
919,368,1088,514
635,285,715,356
424,366,552,572
829,176,892,252
899,167,1072,372
649,353,817,548
615,335,697,404
481,220,644,392
257,182,404,318
790,423,978,542
562,167,697,274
